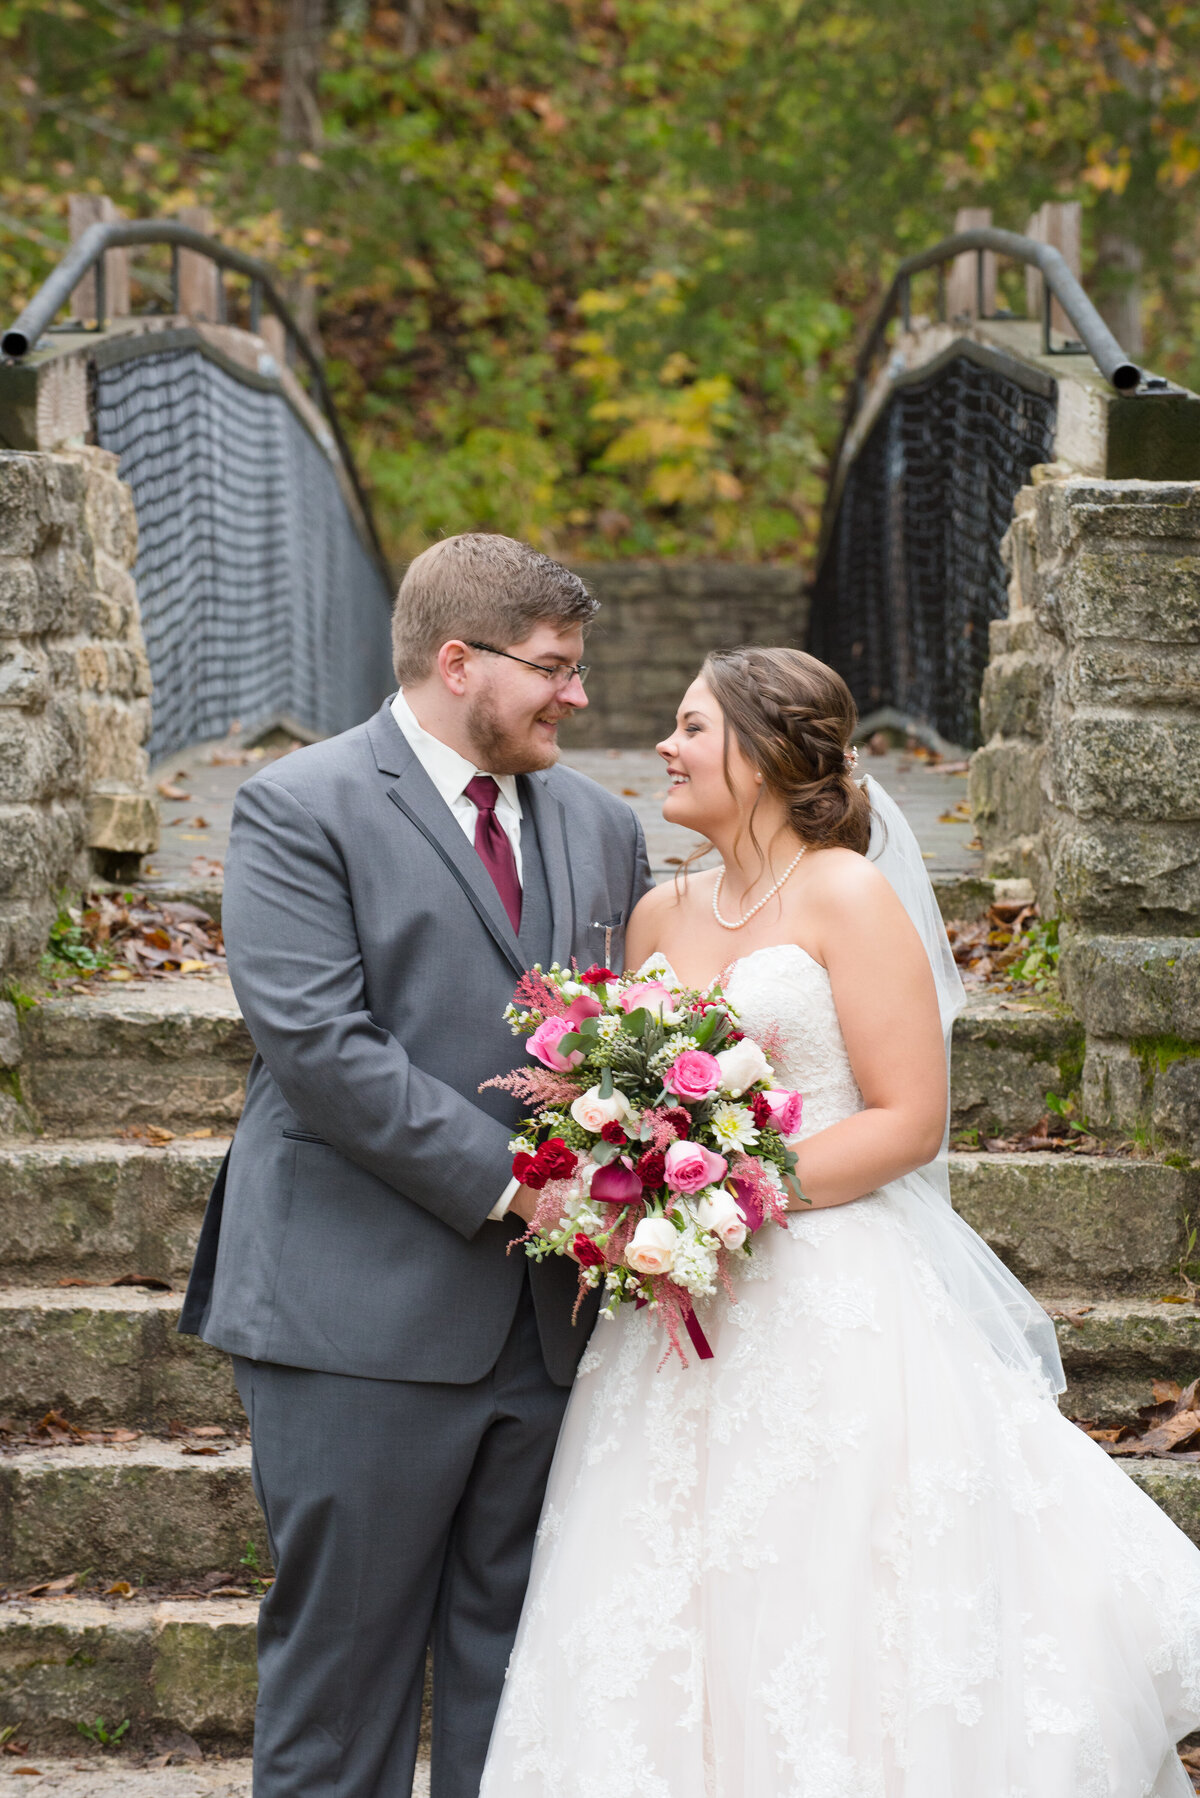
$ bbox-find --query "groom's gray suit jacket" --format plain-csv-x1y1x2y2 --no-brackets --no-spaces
181,698,653,1388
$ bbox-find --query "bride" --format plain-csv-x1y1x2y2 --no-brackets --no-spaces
480,646,1200,1797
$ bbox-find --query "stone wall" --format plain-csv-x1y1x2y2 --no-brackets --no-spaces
560,561,808,749
970,475,1200,1147
0,448,156,985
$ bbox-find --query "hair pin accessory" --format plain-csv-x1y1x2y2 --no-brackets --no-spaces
844,745,860,769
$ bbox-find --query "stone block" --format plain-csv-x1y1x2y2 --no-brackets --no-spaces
1124,1460,1200,1548
1082,1036,1200,1148
1065,641,1200,709
1058,714,1200,822
87,791,159,854
82,701,152,789
0,1444,266,1584
951,995,1084,1138
948,1151,1192,1293
1054,1300,1200,1425
0,456,50,557
0,1597,259,1749
0,640,49,710
0,559,40,635
1056,480,1200,543
0,1290,244,1429
1061,936,1200,1040
0,1002,19,1070
1048,815,1200,931
1054,544,1200,645
969,739,1044,843
979,650,1053,742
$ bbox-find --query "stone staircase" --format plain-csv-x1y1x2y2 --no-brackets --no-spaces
1,974,1198,1756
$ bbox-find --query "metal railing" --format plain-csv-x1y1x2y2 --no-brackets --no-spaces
1,217,390,583
818,226,1151,566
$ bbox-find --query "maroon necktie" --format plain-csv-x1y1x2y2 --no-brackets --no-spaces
464,775,522,934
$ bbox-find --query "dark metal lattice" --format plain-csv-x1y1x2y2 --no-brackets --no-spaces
809,353,1057,749
93,343,392,765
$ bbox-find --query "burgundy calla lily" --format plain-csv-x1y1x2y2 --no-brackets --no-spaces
590,1162,644,1207
730,1174,766,1233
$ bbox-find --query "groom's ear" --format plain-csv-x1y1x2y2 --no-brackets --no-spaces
437,639,471,696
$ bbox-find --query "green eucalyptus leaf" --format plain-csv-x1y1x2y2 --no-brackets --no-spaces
620,1007,648,1034
598,1065,614,1100
591,1138,621,1165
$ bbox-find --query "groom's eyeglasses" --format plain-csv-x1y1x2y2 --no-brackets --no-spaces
467,642,590,688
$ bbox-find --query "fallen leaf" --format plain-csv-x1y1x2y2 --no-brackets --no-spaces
663,856,683,866
621,787,638,796
11,1767,42,1775
146,1125,175,1145
57,1277,99,1288
26,1573,77,1596
109,1429,140,1442
1161,1294,1189,1304
105,1580,135,1597
207,1584,250,1596
179,832,209,841
183,1443,222,1456
188,817,210,829
156,781,192,801
188,1425,228,1437
181,1127,215,1139
103,966,135,981
177,958,210,974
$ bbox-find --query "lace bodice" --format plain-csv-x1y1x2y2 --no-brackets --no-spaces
722,943,864,1141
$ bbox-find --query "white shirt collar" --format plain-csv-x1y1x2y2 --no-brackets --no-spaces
390,689,521,818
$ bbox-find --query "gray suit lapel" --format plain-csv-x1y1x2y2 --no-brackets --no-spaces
522,771,576,970
368,703,526,979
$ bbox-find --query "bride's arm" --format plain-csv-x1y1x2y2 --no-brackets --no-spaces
785,852,947,1211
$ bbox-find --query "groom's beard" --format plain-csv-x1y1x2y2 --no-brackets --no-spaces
465,688,568,774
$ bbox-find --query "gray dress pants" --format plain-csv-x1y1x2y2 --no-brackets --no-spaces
233,1282,569,1798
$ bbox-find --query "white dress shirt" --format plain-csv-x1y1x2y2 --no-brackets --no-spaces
390,689,523,1220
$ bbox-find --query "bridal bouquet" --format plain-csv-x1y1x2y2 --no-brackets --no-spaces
482,956,802,1365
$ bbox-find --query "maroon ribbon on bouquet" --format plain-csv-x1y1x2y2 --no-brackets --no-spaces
684,1309,714,1361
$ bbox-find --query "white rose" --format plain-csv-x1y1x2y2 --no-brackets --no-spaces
570,1084,636,1134
625,1216,678,1275
715,1037,774,1096
696,1190,748,1251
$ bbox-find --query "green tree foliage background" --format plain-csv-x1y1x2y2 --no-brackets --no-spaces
2,0,1199,565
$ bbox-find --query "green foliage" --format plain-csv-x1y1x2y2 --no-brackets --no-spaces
3,2,1200,562
76,1716,130,1749
40,901,111,979
1008,918,1060,992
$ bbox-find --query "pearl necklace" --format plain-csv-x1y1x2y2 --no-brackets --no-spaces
711,845,807,930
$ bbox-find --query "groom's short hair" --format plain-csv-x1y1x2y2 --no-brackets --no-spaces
391,533,597,684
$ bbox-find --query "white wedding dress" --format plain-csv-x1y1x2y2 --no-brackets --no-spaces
480,941,1200,1798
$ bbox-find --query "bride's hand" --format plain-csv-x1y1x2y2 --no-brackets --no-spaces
508,1185,541,1225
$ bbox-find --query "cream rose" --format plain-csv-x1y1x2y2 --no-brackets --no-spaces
696,1190,748,1251
625,1216,678,1275
715,1037,774,1096
570,1084,636,1134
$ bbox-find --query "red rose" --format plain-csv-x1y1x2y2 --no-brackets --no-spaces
512,1150,547,1190
600,1121,627,1145
726,1028,745,1044
636,1149,666,1188
580,965,616,985
571,1233,607,1267
750,1092,774,1130
536,1137,578,1181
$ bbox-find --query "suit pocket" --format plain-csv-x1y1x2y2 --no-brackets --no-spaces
282,1128,331,1147
586,911,627,969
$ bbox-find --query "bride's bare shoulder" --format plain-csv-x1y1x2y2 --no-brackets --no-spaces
627,867,710,962
802,846,904,920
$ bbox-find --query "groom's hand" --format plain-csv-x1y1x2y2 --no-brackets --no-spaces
508,1185,541,1225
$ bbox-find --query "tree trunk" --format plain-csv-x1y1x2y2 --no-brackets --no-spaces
1094,232,1144,358
280,0,327,154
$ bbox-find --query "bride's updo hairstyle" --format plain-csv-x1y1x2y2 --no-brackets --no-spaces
702,646,871,856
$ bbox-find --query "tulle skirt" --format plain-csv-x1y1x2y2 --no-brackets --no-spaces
480,1183,1200,1798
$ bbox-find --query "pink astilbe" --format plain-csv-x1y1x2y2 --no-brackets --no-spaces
511,970,569,1018
648,1280,699,1371
479,1068,584,1106
641,1107,690,1152
752,1021,789,1066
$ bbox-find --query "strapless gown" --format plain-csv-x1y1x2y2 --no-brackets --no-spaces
479,945,1200,1797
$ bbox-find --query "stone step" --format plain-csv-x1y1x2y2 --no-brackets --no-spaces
9,979,1077,1141
0,1136,1186,1299
0,1289,242,1431
0,1601,434,1773
0,1443,267,1587
2,1457,1194,1752
1,1285,1196,1438
0,1140,223,1289
949,1150,1196,1295
15,980,249,1139
1051,1297,1200,1423
0,1597,259,1752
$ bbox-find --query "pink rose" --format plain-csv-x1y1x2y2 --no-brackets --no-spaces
618,981,685,1023
664,1049,722,1103
528,1016,584,1072
663,1139,728,1194
762,1088,803,1136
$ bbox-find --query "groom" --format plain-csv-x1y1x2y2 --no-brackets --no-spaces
180,533,652,1797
